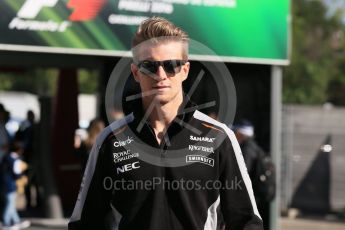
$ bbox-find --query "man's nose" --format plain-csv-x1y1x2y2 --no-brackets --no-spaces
154,66,168,81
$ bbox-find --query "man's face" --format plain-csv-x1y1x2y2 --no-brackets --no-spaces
131,41,190,105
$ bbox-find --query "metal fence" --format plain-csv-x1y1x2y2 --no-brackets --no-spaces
281,104,345,214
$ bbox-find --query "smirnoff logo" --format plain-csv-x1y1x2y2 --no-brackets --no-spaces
186,155,214,167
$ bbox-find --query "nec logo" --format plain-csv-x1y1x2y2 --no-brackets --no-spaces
116,161,140,174
17,0,106,21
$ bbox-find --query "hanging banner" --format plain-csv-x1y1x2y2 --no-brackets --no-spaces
0,0,290,65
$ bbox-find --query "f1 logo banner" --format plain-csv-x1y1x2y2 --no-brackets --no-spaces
67,0,107,21
17,0,59,19
17,0,106,21
0,0,290,65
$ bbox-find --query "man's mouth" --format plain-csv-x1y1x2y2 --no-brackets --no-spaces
153,86,170,89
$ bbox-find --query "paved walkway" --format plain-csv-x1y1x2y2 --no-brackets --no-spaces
3,217,345,229
1,218,68,230
25,217,345,230
280,217,345,230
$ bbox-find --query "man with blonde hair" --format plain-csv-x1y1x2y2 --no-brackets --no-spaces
69,17,263,230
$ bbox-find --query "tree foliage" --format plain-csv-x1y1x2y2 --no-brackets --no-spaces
0,68,99,95
78,69,99,94
283,0,345,105
0,69,58,96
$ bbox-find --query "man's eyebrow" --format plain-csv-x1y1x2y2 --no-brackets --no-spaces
137,57,154,62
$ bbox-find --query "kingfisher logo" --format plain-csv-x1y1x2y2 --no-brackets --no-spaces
8,0,106,32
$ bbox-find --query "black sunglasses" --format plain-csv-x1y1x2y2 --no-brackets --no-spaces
137,60,187,75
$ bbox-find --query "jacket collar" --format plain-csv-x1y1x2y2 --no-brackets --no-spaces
130,93,195,127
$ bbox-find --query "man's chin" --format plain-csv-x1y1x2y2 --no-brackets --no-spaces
142,92,180,106
152,96,170,105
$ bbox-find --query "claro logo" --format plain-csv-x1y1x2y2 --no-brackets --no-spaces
9,0,106,32
113,136,134,147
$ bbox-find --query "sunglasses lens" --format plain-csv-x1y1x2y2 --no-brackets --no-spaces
138,60,185,75
140,61,158,74
163,60,180,74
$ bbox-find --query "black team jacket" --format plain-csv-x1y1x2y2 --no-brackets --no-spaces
68,99,263,230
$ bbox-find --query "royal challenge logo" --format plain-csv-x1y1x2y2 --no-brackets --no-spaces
113,149,139,164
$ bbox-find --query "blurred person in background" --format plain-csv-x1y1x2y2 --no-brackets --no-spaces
74,118,105,171
0,104,11,220
0,104,10,163
15,110,38,209
233,120,257,176
16,110,35,164
1,138,30,229
233,119,275,230
111,109,124,121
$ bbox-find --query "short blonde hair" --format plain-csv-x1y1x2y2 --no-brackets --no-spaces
132,16,189,60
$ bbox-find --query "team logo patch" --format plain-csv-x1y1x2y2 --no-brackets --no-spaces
190,135,215,143
114,136,134,147
186,155,214,167
116,161,140,174
189,145,214,153
113,150,139,163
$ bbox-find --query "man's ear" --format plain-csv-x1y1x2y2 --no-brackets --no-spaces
181,62,190,82
131,63,141,83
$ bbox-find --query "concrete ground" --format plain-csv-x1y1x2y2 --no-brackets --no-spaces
1,218,68,230
28,227,66,230
2,216,345,229
25,217,345,230
24,218,345,230
280,217,345,230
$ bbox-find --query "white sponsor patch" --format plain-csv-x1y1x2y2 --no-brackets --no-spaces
190,135,215,143
116,161,140,174
114,136,134,147
189,145,214,153
186,155,214,167
113,150,139,163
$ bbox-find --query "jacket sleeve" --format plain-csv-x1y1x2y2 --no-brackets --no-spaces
219,130,263,230
68,139,114,230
